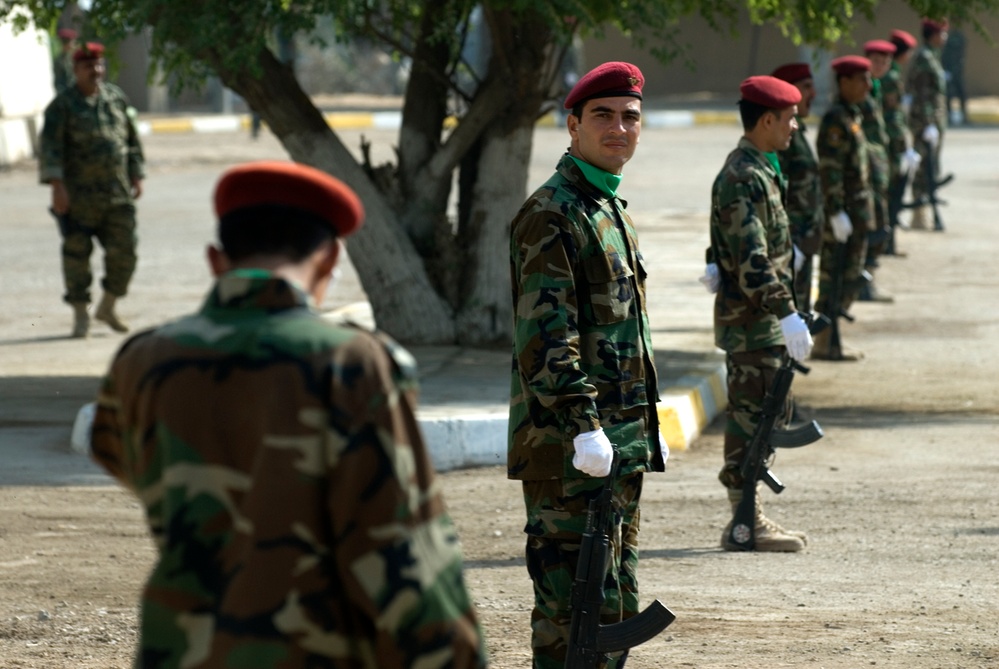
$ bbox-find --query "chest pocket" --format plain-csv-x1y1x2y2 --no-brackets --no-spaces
582,252,634,324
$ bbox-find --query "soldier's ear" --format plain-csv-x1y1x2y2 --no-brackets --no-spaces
206,244,231,277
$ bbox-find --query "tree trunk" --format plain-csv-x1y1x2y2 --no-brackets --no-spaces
218,50,457,344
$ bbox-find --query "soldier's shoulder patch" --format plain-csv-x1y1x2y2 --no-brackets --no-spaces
824,126,845,147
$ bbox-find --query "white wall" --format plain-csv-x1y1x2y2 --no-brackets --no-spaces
0,11,55,166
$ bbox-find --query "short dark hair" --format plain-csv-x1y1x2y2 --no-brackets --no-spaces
890,38,911,57
218,205,334,262
738,99,776,131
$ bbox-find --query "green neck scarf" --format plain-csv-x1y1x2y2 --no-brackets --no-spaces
763,151,782,177
569,155,622,198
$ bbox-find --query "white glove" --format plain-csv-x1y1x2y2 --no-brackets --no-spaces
699,263,720,293
901,147,922,175
572,428,614,477
830,211,853,243
658,432,670,467
922,124,940,147
779,312,813,362
792,244,805,273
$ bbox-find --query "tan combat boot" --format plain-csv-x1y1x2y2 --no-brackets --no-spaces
809,326,864,361
909,206,928,230
70,302,90,339
95,293,130,333
721,487,806,552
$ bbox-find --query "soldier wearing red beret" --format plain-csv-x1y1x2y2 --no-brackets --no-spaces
510,61,669,666
907,18,950,230
859,41,900,301
771,62,822,312
882,30,921,247
704,74,812,552
812,56,874,360
52,28,78,94
90,161,488,668
39,41,145,338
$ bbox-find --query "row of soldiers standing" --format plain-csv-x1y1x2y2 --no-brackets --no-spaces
778,19,950,361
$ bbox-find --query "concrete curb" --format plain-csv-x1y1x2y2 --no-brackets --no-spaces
417,362,726,472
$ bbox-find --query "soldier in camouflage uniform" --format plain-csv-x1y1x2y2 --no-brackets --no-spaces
52,28,77,94
907,19,949,231
813,56,875,361
508,62,668,668
882,29,920,250
39,42,144,338
771,63,823,312
705,75,813,553
90,161,487,669
857,40,898,303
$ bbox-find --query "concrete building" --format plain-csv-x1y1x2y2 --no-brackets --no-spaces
0,13,55,167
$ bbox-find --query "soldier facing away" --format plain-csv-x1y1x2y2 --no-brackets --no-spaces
39,41,144,338
703,75,813,552
508,61,669,668
89,161,488,668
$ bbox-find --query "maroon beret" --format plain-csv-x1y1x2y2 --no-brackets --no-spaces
72,42,105,62
57,28,78,40
864,39,897,55
564,61,644,110
770,63,812,84
922,18,948,34
890,29,918,49
739,75,802,108
830,55,872,76
214,161,364,238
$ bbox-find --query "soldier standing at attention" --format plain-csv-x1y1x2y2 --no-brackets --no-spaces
704,75,813,552
882,29,921,249
907,18,949,231
89,161,488,669
508,61,669,668
771,63,823,312
39,42,144,338
812,56,875,361
52,27,78,94
858,40,898,303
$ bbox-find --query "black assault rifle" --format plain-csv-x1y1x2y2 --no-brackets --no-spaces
902,144,953,232
724,316,827,551
565,453,676,668
823,240,857,361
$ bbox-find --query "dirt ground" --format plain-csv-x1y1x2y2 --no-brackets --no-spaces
2,124,998,668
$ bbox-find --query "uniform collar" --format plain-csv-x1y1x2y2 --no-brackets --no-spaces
204,270,313,313
737,137,781,180
556,153,626,206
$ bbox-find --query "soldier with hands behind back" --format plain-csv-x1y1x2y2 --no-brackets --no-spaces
508,62,669,668
705,75,812,552
90,161,487,669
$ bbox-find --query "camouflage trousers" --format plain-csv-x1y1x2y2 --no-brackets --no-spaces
61,203,137,304
719,346,789,489
814,213,869,317
868,148,891,264
522,471,643,669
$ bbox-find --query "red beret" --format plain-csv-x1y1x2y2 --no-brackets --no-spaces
214,161,364,238
739,75,802,108
564,61,644,110
770,63,812,84
922,18,948,34
890,29,918,49
864,39,897,55
830,55,872,76
57,28,78,40
72,42,104,62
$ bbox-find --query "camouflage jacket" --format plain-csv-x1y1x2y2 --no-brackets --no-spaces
777,116,823,253
52,51,74,94
39,82,144,210
817,97,873,229
508,154,665,481
879,62,909,161
859,88,890,192
90,272,487,669
906,46,947,132
708,137,796,353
